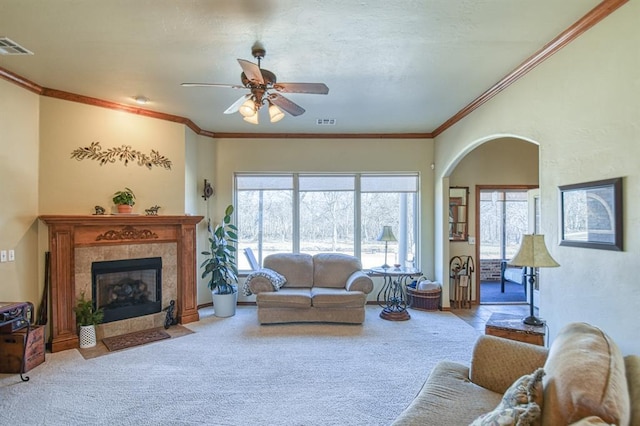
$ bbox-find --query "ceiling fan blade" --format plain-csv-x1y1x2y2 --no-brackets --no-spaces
268,93,305,117
181,83,245,89
224,94,251,114
237,59,264,85
274,82,329,95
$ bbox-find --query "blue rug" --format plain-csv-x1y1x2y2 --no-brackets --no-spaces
481,280,526,303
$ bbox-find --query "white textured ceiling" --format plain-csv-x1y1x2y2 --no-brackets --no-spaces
0,0,603,135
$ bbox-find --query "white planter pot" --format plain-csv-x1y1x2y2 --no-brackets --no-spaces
79,325,97,348
212,290,238,318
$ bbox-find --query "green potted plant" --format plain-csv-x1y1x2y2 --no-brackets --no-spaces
201,204,239,317
112,187,136,213
73,292,104,348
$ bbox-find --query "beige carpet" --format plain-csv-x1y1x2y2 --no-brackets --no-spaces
0,306,480,425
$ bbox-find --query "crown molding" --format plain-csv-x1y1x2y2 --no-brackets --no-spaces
0,0,627,140
432,0,628,137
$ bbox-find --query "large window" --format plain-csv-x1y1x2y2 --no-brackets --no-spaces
479,190,529,260
236,173,419,271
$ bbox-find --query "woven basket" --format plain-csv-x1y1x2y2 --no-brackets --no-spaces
407,286,441,311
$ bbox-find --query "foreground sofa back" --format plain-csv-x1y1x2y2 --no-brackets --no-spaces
392,322,639,425
247,253,374,324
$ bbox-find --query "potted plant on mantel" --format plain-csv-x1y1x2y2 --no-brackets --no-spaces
73,292,104,348
201,204,239,318
112,187,136,214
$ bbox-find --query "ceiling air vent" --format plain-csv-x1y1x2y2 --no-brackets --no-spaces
0,37,34,55
316,119,336,126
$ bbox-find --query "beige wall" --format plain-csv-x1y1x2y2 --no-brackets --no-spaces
434,2,639,353
0,79,40,303
39,97,187,215
211,138,434,302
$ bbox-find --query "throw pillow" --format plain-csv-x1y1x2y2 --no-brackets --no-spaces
470,368,545,426
242,269,287,296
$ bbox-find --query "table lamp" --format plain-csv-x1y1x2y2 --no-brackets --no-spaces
377,226,397,269
508,234,559,326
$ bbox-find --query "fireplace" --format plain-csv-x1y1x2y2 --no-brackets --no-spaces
92,257,163,323
39,214,203,352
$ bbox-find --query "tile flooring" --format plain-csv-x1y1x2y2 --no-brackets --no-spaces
451,303,529,334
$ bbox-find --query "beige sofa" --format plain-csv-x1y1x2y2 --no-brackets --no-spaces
392,322,640,426
244,253,374,324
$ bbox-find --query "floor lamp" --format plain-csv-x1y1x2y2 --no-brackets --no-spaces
377,226,397,269
508,234,559,326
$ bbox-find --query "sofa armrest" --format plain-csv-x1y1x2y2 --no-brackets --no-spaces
469,334,548,394
247,276,275,295
244,268,287,295
345,270,374,294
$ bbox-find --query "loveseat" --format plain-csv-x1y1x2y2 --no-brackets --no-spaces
392,322,640,425
244,253,374,324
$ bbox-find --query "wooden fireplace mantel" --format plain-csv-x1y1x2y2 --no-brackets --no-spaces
39,214,204,352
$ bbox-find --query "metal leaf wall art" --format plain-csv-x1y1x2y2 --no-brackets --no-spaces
70,141,172,170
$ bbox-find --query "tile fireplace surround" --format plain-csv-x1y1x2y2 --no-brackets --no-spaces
39,215,203,352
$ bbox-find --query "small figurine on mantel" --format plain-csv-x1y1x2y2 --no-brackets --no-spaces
93,205,106,215
145,205,161,215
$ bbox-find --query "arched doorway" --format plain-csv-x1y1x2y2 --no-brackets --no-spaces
438,135,539,308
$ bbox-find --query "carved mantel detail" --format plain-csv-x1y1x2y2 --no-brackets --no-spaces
96,225,159,241
39,215,203,353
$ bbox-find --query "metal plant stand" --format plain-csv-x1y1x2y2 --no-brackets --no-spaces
371,267,421,321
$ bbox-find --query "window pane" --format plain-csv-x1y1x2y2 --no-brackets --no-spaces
479,190,529,260
237,189,293,270
299,191,354,256
236,175,293,190
299,175,354,191
361,174,418,192
361,192,416,269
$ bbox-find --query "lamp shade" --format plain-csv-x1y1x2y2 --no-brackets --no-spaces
377,226,397,242
239,99,257,117
508,234,559,268
243,111,259,125
268,103,285,123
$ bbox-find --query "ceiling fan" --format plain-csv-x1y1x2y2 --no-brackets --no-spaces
181,42,329,124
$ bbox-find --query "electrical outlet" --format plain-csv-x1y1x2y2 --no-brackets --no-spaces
0,250,6,262
8,250,15,261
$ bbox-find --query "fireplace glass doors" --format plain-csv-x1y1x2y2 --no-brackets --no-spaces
91,257,162,323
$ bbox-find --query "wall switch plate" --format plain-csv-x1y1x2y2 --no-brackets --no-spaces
0,250,6,262
468,236,476,245
8,250,15,261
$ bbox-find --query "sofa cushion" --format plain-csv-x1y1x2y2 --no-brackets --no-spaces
313,253,362,288
470,335,548,395
311,287,367,308
542,322,630,426
470,368,544,426
264,253,313,288
256,288,312,308
391,361,502,425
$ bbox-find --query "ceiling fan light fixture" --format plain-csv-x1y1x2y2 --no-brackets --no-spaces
268,103,285,123
239,99,257,117
243,111,259,125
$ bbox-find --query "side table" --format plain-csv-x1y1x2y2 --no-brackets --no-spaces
485,312,546,346
371,267,421,321
0,301,34,382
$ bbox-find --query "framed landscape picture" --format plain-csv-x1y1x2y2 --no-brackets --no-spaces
559,177,623,251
